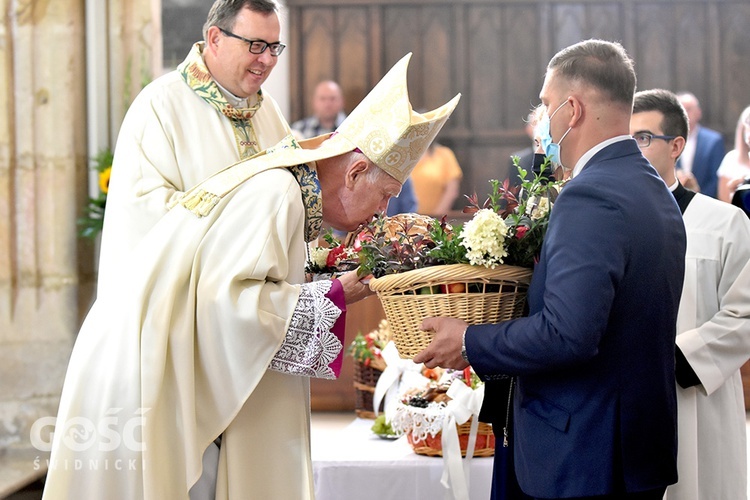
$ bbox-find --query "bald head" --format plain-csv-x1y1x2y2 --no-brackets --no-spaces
312,81,345,129
677,92,702,131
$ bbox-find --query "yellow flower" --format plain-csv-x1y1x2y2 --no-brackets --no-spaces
99,167,112,194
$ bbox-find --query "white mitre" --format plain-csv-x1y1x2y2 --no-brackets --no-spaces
326,52,462,183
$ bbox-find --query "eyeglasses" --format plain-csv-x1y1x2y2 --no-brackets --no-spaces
632,132,676,148
218,28,286,56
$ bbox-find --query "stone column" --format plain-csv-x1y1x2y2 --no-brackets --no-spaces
0,0,87,457
108,0,163,136
0,1,158,486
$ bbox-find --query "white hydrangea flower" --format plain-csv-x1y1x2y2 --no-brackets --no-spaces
459,209,509,268
530,196,550,220
309,246,330,269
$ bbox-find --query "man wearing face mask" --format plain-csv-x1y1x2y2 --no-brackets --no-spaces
415,39,687,499
509,106,562,187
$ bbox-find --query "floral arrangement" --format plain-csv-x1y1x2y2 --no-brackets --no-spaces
305,230,360,275
356,157,562,278
77,148,113,239
346,319,391,370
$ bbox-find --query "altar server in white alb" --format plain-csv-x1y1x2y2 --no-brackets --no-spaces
631,89,750,500
42,54,460,500
97,0,292,294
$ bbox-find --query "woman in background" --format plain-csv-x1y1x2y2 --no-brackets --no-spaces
717,106,750,203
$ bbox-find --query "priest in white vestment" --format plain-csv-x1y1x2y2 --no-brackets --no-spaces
631,89,750,500
42,54,460,499
97,1,293,295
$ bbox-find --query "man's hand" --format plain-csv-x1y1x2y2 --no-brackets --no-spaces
727,175,748,197
337,270,374,304
413,316,470,370
676,170,700,192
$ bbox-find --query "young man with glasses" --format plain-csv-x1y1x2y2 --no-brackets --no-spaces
631,88,750,500
97,0,291,295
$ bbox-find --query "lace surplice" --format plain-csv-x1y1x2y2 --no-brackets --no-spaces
269,280,343,380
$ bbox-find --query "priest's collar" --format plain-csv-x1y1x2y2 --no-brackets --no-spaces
213,79,253,109
671,181,696,215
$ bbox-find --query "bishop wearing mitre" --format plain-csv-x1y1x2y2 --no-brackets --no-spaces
42,54,459,500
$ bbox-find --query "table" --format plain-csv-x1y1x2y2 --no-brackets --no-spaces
312,418,493,500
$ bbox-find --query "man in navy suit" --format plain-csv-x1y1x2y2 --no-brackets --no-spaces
676,92,725,198
414,39,687,499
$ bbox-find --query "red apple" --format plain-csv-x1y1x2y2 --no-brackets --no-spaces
440,282,466,294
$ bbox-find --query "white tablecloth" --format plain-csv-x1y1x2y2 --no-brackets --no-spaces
311,418,493,500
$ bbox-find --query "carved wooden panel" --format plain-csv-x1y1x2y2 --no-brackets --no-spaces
288,0,750,204
719,3,750,131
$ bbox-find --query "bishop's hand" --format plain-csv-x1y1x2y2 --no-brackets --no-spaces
337,269,374,305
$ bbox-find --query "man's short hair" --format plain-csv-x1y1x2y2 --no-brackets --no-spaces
633,89,689,140
548,39,636,107
203,0,280,40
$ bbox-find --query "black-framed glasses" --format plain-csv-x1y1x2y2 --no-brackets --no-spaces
218,28,286,56
632,132,676,148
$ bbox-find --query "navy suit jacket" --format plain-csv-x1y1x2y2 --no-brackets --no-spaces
467,139,686,498
679,126,725,199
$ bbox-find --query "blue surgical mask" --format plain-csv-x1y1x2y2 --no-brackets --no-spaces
536,100,572,166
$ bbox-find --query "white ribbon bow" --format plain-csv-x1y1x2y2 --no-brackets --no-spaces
373,341,412,418
440,379,485,500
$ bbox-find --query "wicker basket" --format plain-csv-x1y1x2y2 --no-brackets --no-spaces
391,402,495,457
369,263,533,358
407,418,495,457
352,359,386,419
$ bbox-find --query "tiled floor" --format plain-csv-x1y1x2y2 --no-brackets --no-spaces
4,412,750,499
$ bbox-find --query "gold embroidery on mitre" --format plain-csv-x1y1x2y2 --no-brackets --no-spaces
363,130,390,158
407,135,431,161
405,122,431,139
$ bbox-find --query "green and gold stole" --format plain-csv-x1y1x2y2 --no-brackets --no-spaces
178,42,263,159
